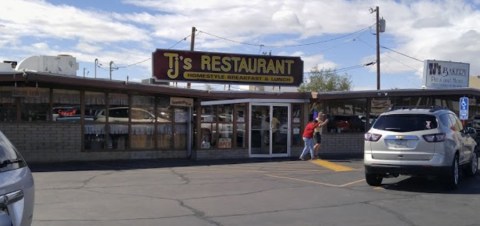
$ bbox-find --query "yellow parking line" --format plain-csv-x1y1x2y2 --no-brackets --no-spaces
310,159,354,172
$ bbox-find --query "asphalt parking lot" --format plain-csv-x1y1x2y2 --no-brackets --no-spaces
30,158,480,226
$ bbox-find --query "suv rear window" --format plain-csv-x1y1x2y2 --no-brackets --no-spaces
372,114,438,132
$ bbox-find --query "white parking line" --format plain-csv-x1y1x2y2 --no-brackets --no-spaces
265,174,365,187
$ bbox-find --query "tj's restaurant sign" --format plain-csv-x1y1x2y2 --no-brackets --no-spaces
152,49,304,86
423,60,470,89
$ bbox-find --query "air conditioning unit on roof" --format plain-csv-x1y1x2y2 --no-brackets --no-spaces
15,55,79,76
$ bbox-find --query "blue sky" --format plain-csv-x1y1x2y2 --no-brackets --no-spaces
1,0,480,91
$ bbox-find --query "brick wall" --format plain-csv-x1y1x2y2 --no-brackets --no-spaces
195,148,249,160
289,133,364,159
321,133,364,158
0,123,365,163
0,123,187,163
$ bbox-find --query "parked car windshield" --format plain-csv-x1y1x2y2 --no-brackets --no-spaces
0,131,26,172
372,114,438,132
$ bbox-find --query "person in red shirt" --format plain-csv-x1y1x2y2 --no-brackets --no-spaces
300,115,328,160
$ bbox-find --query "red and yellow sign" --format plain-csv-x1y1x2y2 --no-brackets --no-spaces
152,49,303,86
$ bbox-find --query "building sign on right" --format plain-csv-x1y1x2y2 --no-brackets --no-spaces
423,60,470,89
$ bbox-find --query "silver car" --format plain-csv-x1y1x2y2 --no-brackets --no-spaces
364,107,478,189
0,131,34,226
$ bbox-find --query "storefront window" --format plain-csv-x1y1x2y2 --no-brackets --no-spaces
174,124,187,149
19,87,49,122
130,95,155,149
174,108,188,149
157,124,173,149
52,89,81,122
131,124,154,149
235,104,246,148
105,93,129,150
0,87,16,122
218,105,233,148
199,105,239,149
84,91,106,151
325,99,367,133
291,104,302,146
156,97,173,149
200,105,216,149
156,97,172,122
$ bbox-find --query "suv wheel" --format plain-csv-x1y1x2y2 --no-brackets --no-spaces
465,151,478,177
445,155,460,189
365,173,383,186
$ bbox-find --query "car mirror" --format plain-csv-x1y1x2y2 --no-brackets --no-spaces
463,127,477,136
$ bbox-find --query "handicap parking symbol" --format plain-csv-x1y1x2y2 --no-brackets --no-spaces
459,97,469,120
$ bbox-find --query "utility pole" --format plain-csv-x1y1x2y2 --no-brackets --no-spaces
109,61,114,80
95,58,98,78
370,6,385,90
375,6,380,90
187,26,196,89
94,58,98,78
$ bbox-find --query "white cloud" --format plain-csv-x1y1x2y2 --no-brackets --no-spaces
301,53,337,72
1,1,150,43
1,0,480,90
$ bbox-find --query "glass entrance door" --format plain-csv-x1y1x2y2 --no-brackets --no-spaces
250,104,290,157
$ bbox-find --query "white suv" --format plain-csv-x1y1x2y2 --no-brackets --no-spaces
364,107,478,189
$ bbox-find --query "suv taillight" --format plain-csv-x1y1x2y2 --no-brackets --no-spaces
364,133,382,142
423,133,445,142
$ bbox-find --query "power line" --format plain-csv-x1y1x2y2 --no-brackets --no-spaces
334,61,376,73
197,30,261,47
117,58,151,69
354,37,423,63
273,26,373,48
112,33,195,70
168,33,193,49
381,45,423,62
305,61,375,74
197,24,374,49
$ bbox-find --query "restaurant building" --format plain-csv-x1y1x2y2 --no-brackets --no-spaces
0,55,479,163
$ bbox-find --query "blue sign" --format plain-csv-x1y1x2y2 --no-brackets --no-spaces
459,97,469,120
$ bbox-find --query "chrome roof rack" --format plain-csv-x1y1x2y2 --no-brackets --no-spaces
388,105,449,112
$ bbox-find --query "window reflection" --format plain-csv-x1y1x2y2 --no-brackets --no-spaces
235,104,246,148
84,91,106,151
291,104,302,146
19,87,49,122
174,108,188,149
0,87,16,122
323,99,367,133
52,89,81,122
157,124,172,149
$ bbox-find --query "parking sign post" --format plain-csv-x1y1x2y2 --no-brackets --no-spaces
459,97,469,121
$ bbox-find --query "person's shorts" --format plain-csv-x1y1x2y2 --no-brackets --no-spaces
314,132,321,144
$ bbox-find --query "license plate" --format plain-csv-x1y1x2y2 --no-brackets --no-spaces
387,140,408,148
